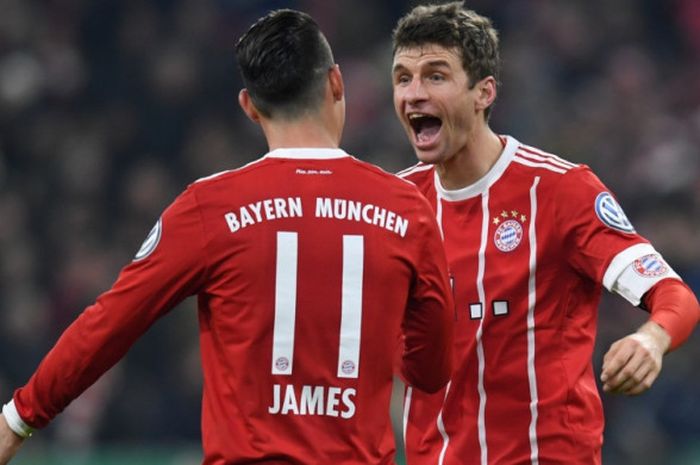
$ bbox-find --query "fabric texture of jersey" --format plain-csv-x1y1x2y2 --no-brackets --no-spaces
399,136,681,465
13,148,454,465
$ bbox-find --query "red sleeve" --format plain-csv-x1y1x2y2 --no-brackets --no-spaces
400,194,454,393
14,187,208,428
554,166,649,285
643,278,700,351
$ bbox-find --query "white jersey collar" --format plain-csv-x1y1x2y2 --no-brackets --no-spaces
435,135,518,201
264,147,350,160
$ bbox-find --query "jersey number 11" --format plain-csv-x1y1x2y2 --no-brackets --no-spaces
271,231,364,379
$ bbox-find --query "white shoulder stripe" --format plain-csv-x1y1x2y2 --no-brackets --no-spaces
195,169,232,183
516,149,574,171
397,163,432,178
513,156,567,174
396,163,421,176
519,144,578,169
194,157,265,183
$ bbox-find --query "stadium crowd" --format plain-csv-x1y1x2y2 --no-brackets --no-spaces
0,0,698,464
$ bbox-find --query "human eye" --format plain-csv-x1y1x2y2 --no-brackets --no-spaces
428,73,446,83
394,73,411,86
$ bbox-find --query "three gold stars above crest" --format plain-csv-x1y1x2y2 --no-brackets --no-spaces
493,210,527,225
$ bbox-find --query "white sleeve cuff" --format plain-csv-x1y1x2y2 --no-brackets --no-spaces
602,243,657,291
2,400,34,438
603,245,681,306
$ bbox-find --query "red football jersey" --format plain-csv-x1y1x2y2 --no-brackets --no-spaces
399,136,679,465
12,148,454,465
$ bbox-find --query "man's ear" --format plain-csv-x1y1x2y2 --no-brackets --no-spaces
238,88,261,123
328,64,344,102
474,76,497,113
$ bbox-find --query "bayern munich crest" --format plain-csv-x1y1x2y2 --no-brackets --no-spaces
493,210,527,252
275,357,290,372
633,254,668,278
341,360,356,375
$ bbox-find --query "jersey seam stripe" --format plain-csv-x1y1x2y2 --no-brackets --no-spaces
403,386,412,449
519,144,577,167
435,192,450,465
436,381,452,465
515,149,574,171
518,144,578,168
436,191,445,239
513,156,567,174
396,162,425,176
515,151,571,171
397,163,432,178
527,177,541,465
194,169,234,183
194,157,268,184
190,188,213,284
475,190,490,465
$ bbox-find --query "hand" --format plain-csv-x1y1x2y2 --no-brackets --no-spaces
600,321,671,396
0,414,24,465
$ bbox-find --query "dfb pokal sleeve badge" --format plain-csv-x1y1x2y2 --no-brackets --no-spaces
134,218,162,261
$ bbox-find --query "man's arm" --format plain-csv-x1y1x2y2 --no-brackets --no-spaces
4,187,207,443
601,279,700,395
600,320,669,395
550,167,700,395
400,197,454,393
0,415,24,465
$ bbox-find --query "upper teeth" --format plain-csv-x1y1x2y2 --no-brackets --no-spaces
408,113,430,120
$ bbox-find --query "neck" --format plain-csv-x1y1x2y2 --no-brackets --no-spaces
436,126,503,190
261,115,340,150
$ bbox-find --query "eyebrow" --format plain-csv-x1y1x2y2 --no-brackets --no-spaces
392,59,453,73
392,63,408,74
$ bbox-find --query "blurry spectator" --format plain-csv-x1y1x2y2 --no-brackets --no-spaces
0,1,698,464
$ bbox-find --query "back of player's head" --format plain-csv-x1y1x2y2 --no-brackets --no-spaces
392,2,500,117
235,9,335,120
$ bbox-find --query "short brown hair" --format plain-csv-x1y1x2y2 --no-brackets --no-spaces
393,2,500,118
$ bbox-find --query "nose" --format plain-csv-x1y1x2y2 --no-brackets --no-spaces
402,78,428,104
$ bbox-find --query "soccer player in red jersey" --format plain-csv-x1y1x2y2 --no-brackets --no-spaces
391,3,700,465
0,9,455,465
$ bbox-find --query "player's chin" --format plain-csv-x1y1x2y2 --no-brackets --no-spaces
413,146,444,165
410,135,444,164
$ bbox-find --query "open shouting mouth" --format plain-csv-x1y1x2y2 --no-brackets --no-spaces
408,113,442,148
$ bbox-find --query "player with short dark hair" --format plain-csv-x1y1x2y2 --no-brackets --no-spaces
236,8,335,119
391,2,700,465
0,9,455,465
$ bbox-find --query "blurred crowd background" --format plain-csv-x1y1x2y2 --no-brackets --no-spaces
0,0,699,464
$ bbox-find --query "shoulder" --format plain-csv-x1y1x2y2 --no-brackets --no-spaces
347,156,427,193
396,162,434,189
190,156,269,189
511,142,581,177
507,141,604,197
529,156,636,233
397,161,433,179
344,157,437,222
